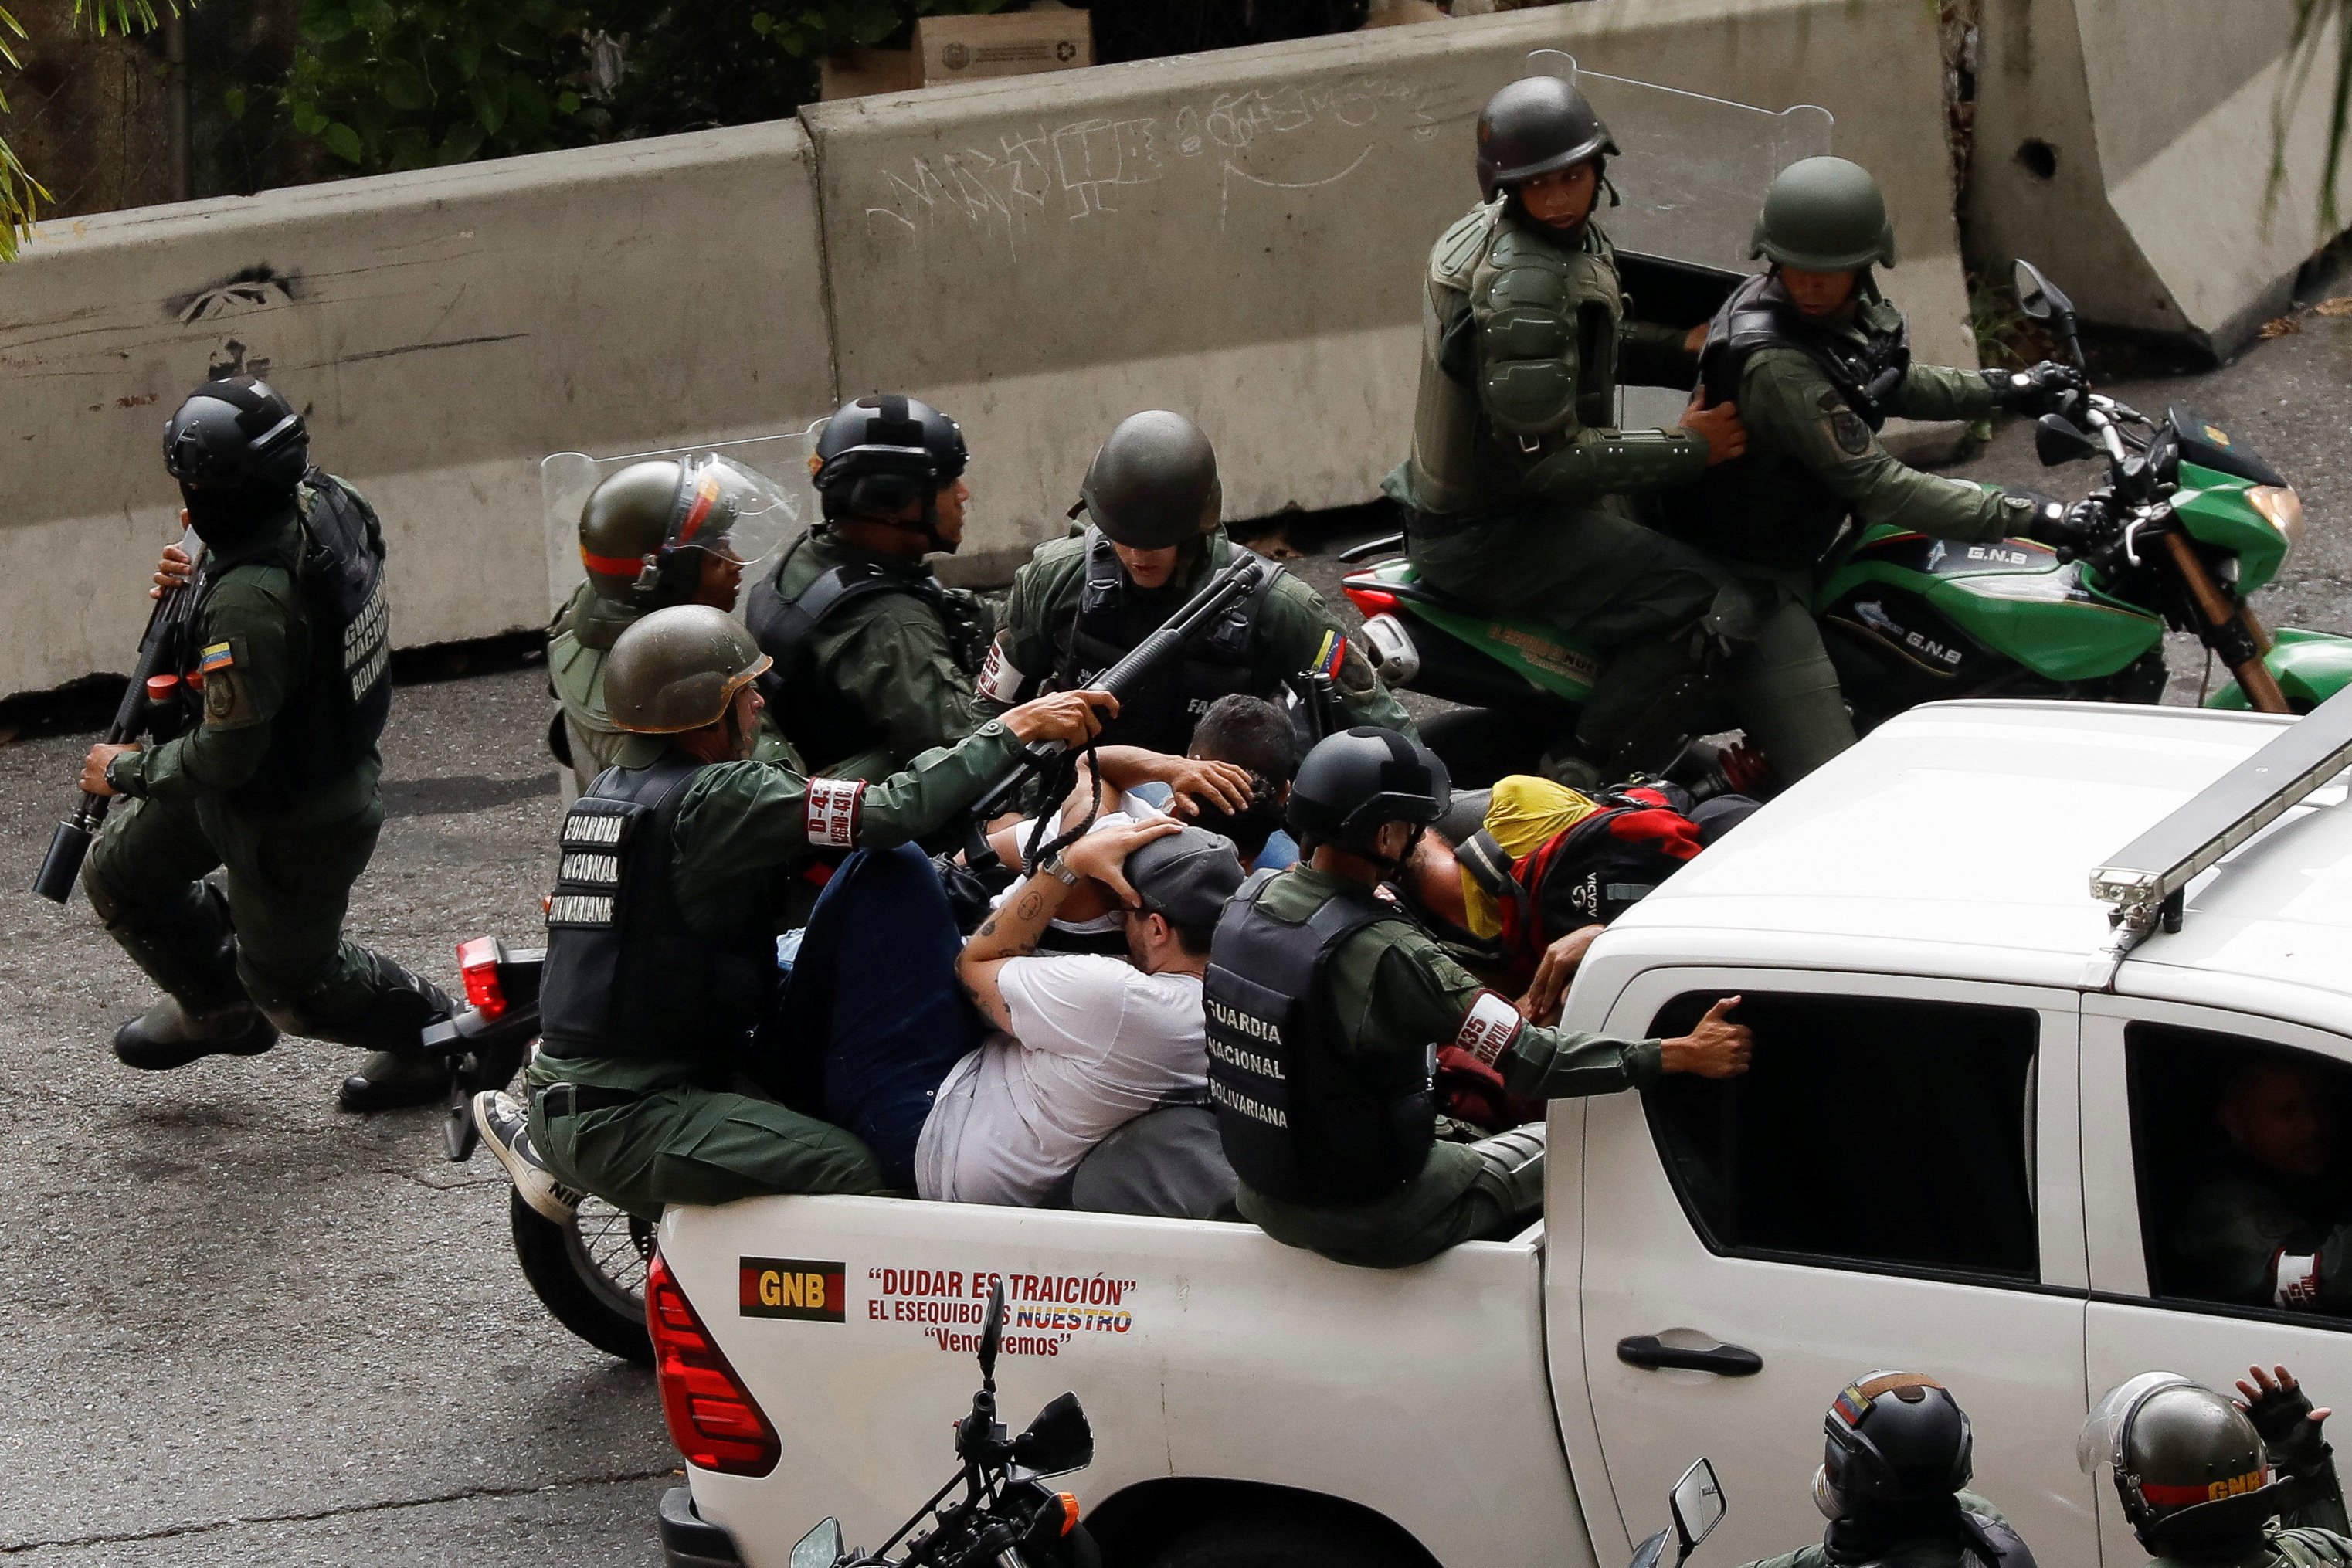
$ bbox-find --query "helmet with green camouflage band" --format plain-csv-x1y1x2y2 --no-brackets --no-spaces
1750,156,1897,272
602,604,772,734
1079,411,1223,550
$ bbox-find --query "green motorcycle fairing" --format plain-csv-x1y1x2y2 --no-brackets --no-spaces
1356,557,1601,701
2206,626,2352,711
1812,525,2162,683
2174,458,2289,594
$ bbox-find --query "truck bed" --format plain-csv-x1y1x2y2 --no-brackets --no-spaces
662,1193,1586,1568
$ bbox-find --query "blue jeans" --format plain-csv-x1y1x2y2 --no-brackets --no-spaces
768,845,979,1190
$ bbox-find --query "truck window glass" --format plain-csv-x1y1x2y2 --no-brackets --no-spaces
2126,1022,2352,1322
1643,992,2039,1278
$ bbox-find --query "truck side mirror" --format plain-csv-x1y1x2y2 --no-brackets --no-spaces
978,1278,1006,1388
1670,1458,1728,1564
2035,413,2100,467
789,1517,843,1568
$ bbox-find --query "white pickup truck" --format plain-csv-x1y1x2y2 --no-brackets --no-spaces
649,697,2352,1568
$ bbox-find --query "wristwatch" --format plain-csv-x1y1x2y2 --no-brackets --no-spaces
104,751,138,796
1037,854,1081,887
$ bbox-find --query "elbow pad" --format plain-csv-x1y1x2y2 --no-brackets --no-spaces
1527,429,1707,499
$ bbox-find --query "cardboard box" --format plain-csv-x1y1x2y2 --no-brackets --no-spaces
916,8,1093,87
820,46,920,102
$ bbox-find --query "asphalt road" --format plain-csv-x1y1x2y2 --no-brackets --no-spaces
1,308,2347,1566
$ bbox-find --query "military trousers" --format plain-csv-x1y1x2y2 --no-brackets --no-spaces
84,787,444,1048
530,1082,888,1221
1407,501,1736,766
1715,568,1858,785
1237,1124,1546,1270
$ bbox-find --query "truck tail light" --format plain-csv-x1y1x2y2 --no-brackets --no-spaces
455,937,507,1019
647,1253,780,1477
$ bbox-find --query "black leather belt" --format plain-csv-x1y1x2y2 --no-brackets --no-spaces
538,1082,645,1120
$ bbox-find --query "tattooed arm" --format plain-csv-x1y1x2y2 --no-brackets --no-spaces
954,816,1181,1031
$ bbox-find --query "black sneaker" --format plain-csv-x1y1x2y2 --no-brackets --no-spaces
113,1000,279,1071
472,1091,581,1222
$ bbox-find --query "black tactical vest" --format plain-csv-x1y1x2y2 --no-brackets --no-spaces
538,757,778,1066
1664,273,1915,568
1204,871,1437,1204
1054,528,1278,755
745,535,981,767
211,473,393,806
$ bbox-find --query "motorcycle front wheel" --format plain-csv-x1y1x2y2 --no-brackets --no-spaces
509,1188,655,1365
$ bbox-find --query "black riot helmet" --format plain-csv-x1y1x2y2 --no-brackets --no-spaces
1816,1373,1974,1519
1476,76,1619,202
2081,1373,2287,1556
163,376,311,548
1079,410,1223,551
812,393,969,552
1287,727,1451,864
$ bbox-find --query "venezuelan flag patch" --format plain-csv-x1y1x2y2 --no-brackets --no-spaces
199,642,234,674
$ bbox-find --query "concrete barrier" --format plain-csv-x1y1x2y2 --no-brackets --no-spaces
0,121,834,698
2,0,1972,698
1969,0,2352,356
804,0,1974,580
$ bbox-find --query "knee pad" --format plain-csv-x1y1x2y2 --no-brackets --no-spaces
1468,1123,1549,1218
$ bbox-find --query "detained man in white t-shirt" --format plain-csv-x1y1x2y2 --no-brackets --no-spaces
918,819,1247,1205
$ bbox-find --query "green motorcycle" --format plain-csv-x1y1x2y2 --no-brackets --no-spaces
1342,258,2350,783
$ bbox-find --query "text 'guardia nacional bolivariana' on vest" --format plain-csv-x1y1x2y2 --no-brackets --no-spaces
1210,1077,1288,1128
1206,996,1283,1047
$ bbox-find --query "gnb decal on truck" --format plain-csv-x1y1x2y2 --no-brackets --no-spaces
739,1257,847,1322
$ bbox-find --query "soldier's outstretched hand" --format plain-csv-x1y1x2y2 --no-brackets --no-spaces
1003,688,1117,748
1682,388,1746,467
1660,995,1751,1078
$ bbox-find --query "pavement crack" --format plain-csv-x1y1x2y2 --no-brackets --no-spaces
0,1469,675,1553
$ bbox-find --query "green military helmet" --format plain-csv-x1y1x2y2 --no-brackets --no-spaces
2080,1373,2279,1552
602,603,772,733
579,455,798,609
1079,410,1222,551
1751,155,1897,272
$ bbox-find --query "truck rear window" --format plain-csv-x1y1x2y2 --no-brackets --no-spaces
1641,991,2041,1280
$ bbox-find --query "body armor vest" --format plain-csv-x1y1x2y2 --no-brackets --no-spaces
1204,871,1437,1204
1407,204,1627,518
538,756,778,1067
209,473,392,806
1665,272,1914,568
1053,528,1278,755
745,534,978,766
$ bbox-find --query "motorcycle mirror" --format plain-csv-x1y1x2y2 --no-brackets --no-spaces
1628,1527,1671,1568
2035,413,2101,467
2011,258,2072,321
789,1517,844,1568
978,1278,1006,1388
1013,1390,1095,1477
1670,1458,1728,1563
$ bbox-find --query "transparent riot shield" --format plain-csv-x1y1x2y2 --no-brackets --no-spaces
1522,54,1834,429
1524,53,1834,271
539,420,826,619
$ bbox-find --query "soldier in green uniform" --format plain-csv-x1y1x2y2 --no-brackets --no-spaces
987,409,1414,755
1384,76,1750,777
79,377,454,1112
2081,1365,2350,1568
489,603,1110,1217
745,395,999,781
1660,155,2086,779
1738,1373,2033,1568
1202,727,1750,1269
548,452,795,792
2171,1054,2352,1313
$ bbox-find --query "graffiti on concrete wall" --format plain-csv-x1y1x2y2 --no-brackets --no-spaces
863,73,1454,251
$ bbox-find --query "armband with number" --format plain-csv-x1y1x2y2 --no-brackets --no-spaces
1455,989,1525,1067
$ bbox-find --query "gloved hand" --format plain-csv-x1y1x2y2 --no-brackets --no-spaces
1983,360,2087,415
2026,496,2109,550
2239,1364,2335,1482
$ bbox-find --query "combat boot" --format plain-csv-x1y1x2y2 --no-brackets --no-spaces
253,949,456,1113
114,997,280,1071
337,1050,447,1113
